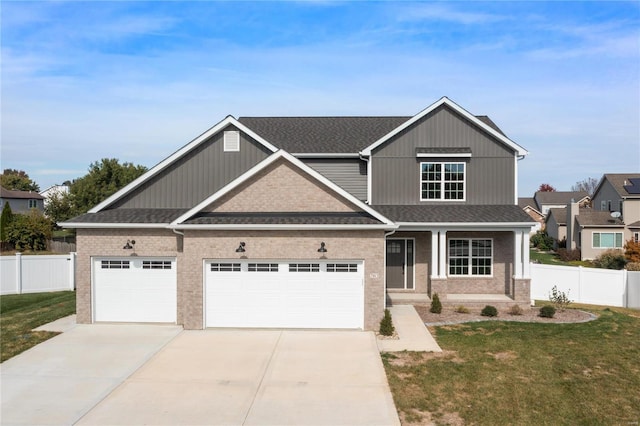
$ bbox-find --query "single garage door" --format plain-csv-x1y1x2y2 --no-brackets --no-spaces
205,260,364,329
93,257,177,323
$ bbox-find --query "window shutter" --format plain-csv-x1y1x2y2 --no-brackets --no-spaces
224,131,240,152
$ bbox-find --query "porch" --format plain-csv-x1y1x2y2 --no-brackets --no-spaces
386,291,523,310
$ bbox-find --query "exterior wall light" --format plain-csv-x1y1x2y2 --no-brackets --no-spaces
317,242,327,253
123,239,135,250
235,242,246,253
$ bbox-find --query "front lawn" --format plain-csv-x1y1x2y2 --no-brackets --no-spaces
383,306,640,425
0,291,76,362
530,248,592,267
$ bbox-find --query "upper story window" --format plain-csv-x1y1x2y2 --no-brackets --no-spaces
420,162,465,201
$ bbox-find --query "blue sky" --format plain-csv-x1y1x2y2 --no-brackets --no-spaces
2,1,639,196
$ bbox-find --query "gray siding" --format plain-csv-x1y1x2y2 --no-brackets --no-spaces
592,180,621,212
0,198,44,214
301,158,367,201
111,126,272,209
371,105,516,205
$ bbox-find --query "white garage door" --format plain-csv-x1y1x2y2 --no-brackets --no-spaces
205,261,364,329
93,257,177,323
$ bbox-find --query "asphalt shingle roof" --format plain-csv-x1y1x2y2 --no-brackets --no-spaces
534,191,589,206
371,205,534,223
546,208,567,225
575,210,624,227
182,212,383,225
0,187,44,200
67,209,188,224
518,197,537,210
602,174,640,198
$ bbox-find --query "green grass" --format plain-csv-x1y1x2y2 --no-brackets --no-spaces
530,248,592,267
382,307,640,425
0,291,76,362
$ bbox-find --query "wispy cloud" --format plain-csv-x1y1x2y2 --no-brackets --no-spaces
398,4,507,24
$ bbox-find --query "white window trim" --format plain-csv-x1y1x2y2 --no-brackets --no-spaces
592,232,623,249
447,238,493,277
223,130,240,152
419,162,466,202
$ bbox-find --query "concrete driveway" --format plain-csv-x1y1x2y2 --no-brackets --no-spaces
1,326,400,426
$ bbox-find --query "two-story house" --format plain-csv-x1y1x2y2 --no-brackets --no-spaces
63,97,535,330
0,186,45,214
566,173,640,259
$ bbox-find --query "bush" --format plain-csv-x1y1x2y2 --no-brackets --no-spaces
624,239,640,263
481,305,498,317
626,262,640,271
430,293,442,314
531,230,555,251
379,309,395,336
4,210,52,251
540,305,556,318
507,304,523,316
549,285,572,312
556,248,581,262
593,249,627,270
454,305,469,314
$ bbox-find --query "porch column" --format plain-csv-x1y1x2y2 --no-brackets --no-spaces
514,230,523,279
431,231,440,278
438,231,447,279
522,231,531,278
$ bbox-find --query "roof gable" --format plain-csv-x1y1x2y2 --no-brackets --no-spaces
594,173,640,199
534,191,590,207
360,97,528,157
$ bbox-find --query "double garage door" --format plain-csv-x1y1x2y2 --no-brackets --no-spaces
205,260,364,329
93,258,364,329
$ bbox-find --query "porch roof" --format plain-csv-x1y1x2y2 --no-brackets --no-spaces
371,204,535,225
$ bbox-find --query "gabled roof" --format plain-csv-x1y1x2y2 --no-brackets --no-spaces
518,197,541,213
171,150,395,229
575,209,624,228
360,97,528,157
63,208,188,228
0,187,44,200
594,173,640,199
88,116,279,213
546,208,567,225
534,191,589,206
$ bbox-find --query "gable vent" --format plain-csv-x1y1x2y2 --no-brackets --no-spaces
224,130,240,152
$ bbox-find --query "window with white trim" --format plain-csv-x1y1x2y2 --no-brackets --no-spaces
210,263,241,272
634,232,639,243
592,232,623,248
142,260,172,270
248,263,278,272
28,199,38,208
448,239,492,276
420,162,465,200
289,263,320,272
101,260,130,269
224,130,240,152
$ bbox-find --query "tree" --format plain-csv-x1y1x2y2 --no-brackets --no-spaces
4,209,52,251
70,158,147,214
0,202,13,241
571,177,599,196
0,169,40,192
538,183,556,192
45,191,75,224
625,239,640,263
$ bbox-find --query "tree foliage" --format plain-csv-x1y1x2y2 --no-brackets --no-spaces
4,209,52,251
571,177,599,196
0,169,40,192
624,239,640,263
537,183,556,192
45,191,75,224
1,202,13,241
69,158,147,215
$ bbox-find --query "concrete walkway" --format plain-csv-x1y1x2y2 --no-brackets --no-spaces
377,305,442,352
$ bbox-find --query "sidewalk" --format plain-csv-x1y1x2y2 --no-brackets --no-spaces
377,305,442,352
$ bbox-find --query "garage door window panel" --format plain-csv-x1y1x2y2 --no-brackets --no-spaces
210,263,241,272
248,263,279,272
101,260,130,269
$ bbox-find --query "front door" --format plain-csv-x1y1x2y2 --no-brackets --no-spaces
386,240,414,289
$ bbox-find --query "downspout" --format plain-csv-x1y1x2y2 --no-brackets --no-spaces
172,228,185,253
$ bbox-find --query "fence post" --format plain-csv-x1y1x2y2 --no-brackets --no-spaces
69,252,76,290
623,269,628,308
15,252,22,294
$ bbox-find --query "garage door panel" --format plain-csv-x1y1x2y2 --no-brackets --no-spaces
205,261,363,329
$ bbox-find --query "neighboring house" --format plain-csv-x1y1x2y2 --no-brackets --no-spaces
533,191,590,216
518,197,543,233
62,97,535,331
0,186,44,214
545,208,566,247
40,184,70,208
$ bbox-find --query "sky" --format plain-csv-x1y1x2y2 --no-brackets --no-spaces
2,1,639,197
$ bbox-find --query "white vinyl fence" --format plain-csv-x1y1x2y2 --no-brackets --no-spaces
531,263,640,309
0,253,76,295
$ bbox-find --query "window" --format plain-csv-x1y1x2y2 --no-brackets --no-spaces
28,199,38,208
387,241,402,253
592,232,623,248
448,239,492,276
420,162,465,200
210,263,241,272
634,232,639,243
248,263,278,272
289,263,320,272
224,130,240,152
600,200,607,210
101,260,130,269
142,260,172,270
326,263,358,272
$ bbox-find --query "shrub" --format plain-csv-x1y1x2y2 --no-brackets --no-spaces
481,305,498,317
626,262,640,271
539,305,556,318
507,304,523,316
379,309,395,336
0,201,12,242
624,239,640,263
549,285,572,312
531,230,554,251
556,248,581,262
454,305,469,314
593,249,627,270
4,210,52,251
430,293,442,314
